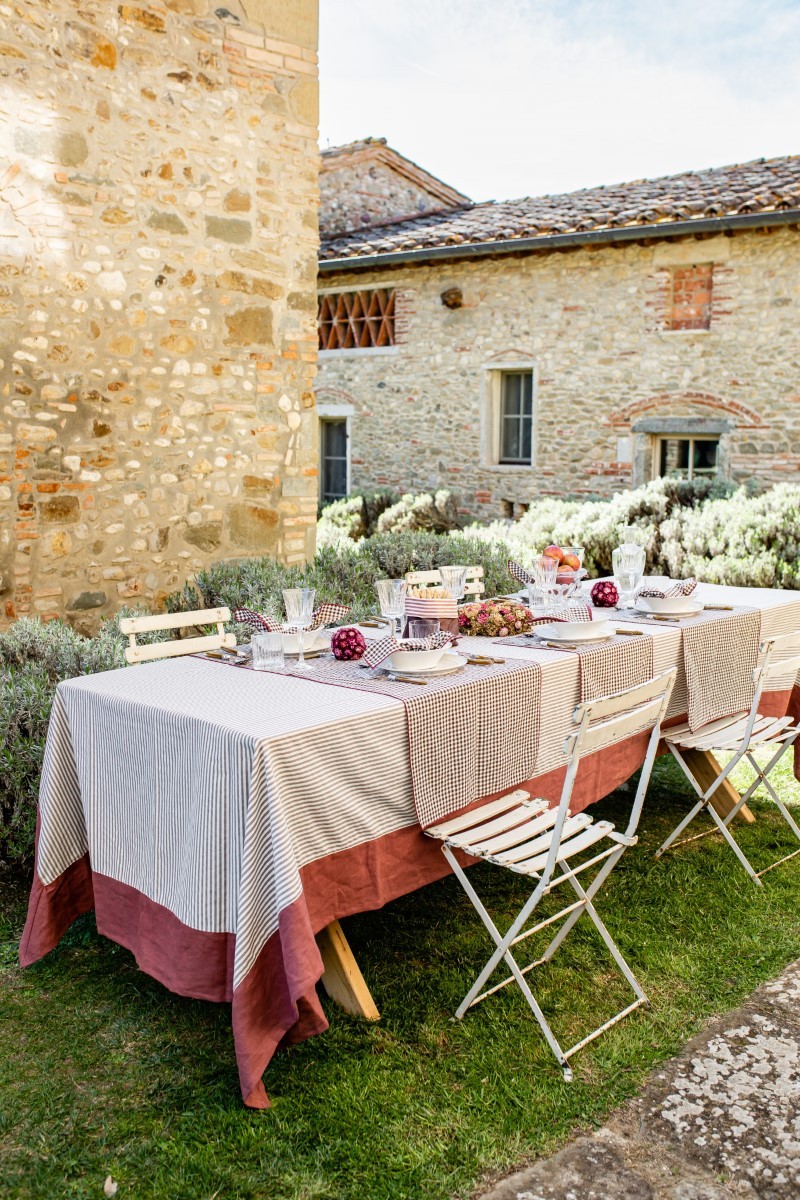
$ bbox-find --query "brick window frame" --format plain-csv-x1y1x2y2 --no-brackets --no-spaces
667,264,713,331
318,288,396,350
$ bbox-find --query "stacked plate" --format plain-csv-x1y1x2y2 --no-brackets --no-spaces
381,652,467,677
634,596,703,618
532,610,614,644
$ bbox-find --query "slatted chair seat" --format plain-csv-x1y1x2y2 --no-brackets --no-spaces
119,607,236,664
655,631,800,884
405,566,485,598
426,668,676,1081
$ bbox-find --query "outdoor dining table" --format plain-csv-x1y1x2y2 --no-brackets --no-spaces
20,583,800,1108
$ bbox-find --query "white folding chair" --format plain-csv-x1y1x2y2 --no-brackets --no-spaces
426,668,676,1080
655,630,800,884
119,607,236,664
405,566,485,598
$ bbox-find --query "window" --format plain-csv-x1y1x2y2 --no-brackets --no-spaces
499,371,533,464
667,264,713,331
318,289,396,350
655,436,719,481
319,419,349,503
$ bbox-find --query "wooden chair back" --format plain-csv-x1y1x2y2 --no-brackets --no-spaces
119,607,236,665
405,566,485,598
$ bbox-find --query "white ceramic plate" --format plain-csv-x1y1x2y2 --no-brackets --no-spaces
635,597,703,617
533,621,614,643
381,652,467,676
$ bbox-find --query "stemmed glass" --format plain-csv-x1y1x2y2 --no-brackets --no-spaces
374,578,407,638
283,587,316,671
440,565,469,604
612,546,645,609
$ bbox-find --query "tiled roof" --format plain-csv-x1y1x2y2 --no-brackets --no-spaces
319,154,800,264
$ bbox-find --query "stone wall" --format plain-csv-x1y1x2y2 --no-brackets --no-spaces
0,0,319,628
319,139,469,238
316,226,800,520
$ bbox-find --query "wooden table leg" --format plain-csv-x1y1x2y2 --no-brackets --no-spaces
316,919,380,1021
682,747,756,825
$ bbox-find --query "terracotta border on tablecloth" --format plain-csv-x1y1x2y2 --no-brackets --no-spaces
19,685,800,1109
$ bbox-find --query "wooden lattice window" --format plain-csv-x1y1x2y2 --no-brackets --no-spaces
668,264,713,331
318,289,396,350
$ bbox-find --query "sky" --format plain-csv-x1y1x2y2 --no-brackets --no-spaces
318,0,800,203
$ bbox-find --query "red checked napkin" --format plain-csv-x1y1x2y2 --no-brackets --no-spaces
529,603,594,625
362,631,460,670
234,603,351,633
638,578,697,599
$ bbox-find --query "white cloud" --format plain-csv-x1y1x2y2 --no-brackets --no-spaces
319,0,800,201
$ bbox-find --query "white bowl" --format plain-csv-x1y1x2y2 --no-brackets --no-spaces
636,595,699,615
282,630,327,654
555,612,611,637
388,647,446,672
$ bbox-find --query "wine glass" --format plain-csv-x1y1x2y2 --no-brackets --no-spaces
534,553,558,609
440,565,469,604
374,578,407,638
283,587,316,671
612,546,645,609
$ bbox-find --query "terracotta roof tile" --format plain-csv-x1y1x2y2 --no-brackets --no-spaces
319,154,800,263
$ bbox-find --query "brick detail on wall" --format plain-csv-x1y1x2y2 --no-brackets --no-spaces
0,0,319,629
668,263,714,330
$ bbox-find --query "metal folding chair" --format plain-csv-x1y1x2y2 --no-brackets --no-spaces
425,668,676,1080
655,631,800,884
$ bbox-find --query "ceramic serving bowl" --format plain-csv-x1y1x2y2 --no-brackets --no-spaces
387,646,446,672
636,595,700,615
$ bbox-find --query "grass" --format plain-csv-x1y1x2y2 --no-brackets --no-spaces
2,752,800,1200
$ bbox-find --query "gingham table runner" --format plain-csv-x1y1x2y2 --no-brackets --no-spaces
496,632,654,702
207,652,543,828
615,604,762,731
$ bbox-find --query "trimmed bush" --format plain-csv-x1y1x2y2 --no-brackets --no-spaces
376,490,461,535
317,490,398,548
467,478,798,585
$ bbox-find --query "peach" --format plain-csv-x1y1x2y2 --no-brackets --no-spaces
543,544,563,563
561,553,581,571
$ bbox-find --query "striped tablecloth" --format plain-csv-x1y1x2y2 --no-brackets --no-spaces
20,583,800,1110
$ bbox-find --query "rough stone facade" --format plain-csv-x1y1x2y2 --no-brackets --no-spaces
0,0,319,628
319,139,469,239
316,225,800,520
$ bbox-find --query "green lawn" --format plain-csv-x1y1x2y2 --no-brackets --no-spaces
2,752,800,1200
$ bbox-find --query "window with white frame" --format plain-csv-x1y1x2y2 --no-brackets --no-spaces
654,435,719,481
499,371,534,464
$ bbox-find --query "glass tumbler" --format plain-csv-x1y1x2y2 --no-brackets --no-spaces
252,632,285,671
612,545,645,609
408,619,440,640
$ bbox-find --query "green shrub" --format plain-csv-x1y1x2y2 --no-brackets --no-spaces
0,618,125,866
467,478,797,585
168,531,515,626
376,490,461,535
317,489,398,548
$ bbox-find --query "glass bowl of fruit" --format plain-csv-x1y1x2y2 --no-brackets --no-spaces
543,543,587,589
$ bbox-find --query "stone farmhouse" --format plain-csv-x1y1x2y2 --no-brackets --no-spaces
316,141,800,520
0,0,319,628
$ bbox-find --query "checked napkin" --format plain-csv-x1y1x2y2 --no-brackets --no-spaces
362,630,460,669
508,559,538,589
234,603,351,634
638,578,697,599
